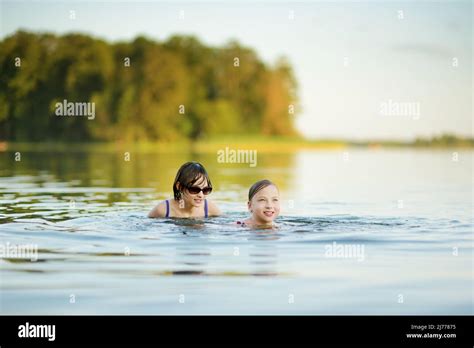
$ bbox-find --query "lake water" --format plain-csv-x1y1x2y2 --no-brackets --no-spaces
0,147,472,314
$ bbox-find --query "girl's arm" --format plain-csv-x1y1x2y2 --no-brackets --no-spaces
148,201,166,218
207,200,222,216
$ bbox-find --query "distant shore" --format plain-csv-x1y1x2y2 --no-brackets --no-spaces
1,134,473,153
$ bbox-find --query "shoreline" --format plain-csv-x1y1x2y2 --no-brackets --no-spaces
0,136,473,153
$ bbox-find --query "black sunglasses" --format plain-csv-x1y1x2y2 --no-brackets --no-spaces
186,186,212,195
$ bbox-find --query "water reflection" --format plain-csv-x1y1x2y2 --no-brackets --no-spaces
176,246,211,268
0,149,297,199
0,148,472,314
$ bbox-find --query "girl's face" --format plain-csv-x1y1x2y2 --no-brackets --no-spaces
178,176,209,209
248,185,280,225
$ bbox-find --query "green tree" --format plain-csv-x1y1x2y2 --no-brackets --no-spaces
0,31,299,142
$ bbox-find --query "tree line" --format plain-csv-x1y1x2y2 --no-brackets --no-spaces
0,31,299,142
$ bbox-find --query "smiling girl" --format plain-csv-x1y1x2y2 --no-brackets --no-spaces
237,179,280,228
148,162,221,218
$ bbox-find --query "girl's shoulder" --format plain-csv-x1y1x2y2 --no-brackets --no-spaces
148,199,172,218
206,199,222,216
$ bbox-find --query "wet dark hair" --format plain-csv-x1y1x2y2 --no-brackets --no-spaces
173,162,212,200
248,179,277,201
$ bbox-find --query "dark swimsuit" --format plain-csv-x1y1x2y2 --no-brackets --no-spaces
165,199,208,218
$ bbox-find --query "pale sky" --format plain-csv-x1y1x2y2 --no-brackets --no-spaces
1,0,472,140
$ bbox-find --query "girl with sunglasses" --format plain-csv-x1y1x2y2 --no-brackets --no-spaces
148,162,221,218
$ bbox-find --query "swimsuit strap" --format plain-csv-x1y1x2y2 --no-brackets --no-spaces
165,199,170,218
204,199,208,218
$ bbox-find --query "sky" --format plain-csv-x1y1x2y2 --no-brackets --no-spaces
0,0,472,140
